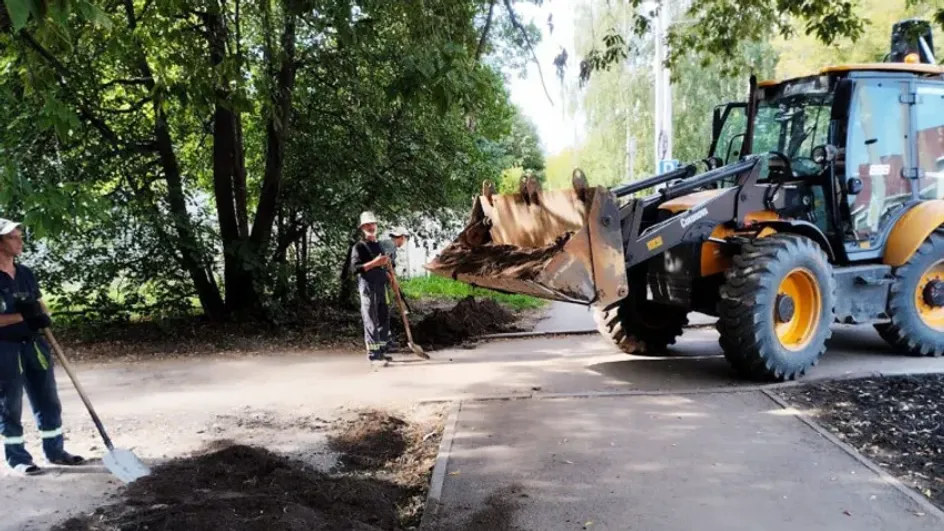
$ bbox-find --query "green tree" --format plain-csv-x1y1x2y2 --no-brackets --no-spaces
0,0,545,320
559,0,777,189
560,0,942,83
496,105,545,193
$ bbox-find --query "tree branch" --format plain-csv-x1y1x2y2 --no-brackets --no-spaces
99,77,152,90
475,1,496,62
122,0,137,29
502,0,554,106
18,32,151,151
271,221,309,264
99,96,152,114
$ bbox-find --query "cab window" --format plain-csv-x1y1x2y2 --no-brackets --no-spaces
916,83,944,199
845,80,911,244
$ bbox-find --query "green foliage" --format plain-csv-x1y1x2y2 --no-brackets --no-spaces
493,104,545,193
0,0,547,321
400,275,545,310
559,1,777,189
565,0,940,82
775,0,941,77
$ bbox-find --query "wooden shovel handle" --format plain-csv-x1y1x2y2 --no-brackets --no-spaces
387,267,415,344
43,328,115,450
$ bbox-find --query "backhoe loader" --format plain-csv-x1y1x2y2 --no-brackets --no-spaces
427,19,944,381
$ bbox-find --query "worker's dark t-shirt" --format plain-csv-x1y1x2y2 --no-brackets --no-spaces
351,240,389,287
0,264,41,341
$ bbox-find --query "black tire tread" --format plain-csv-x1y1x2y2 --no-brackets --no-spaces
593,301,688,355
717,234,836,381
876,231,944,357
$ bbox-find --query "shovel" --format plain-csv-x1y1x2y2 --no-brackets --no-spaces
386,267,430,360
42,328,151,483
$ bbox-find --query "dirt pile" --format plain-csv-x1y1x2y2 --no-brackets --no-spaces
55,409,444,531
329,411,409,471
411,296,518,349
431,233,572,281
54,445,402,531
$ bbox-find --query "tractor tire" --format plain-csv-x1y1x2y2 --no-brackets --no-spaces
717,234,836,381
874,231,944,357
593,296,689,356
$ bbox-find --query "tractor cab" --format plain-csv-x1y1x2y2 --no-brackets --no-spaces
708,19,944,266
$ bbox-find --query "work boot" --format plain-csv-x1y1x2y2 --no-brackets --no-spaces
11,463,42,476
368,354,389,367
47,451,85,466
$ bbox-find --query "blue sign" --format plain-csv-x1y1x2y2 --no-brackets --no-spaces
658,159,679,174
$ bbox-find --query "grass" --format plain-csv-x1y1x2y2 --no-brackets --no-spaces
400,275,546,311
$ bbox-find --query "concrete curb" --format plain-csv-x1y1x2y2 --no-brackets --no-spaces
413,379,829,405
420,400,462,529
761,389,944,523
414,370,944,405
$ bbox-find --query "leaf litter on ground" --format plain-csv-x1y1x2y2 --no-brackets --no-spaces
778,374,944,510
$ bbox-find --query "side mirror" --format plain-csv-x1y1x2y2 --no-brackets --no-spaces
812,144,839,164
846,177,864,195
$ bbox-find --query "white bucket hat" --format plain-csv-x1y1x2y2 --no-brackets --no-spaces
389,226,409,237
359,211,378,228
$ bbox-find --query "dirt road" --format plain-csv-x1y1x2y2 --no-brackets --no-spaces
4,325,944,530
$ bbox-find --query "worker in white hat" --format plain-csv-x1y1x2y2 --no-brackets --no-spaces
380,226,413,348
0,219,85,475
380,226,410,271
349,212,393,366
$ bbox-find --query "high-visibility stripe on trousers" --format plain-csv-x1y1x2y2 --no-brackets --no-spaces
0,337,65,468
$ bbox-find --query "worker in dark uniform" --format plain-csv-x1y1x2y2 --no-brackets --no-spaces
350,212,393,366
0,219,84,476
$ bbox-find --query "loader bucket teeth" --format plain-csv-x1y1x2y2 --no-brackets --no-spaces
426,183,628,308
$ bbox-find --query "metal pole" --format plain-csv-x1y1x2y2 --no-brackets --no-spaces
652,2,673,182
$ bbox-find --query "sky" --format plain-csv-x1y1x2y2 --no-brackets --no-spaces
506,2,582,157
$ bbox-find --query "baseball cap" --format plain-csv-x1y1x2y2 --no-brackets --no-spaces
389,226,409,237
0,219,21,236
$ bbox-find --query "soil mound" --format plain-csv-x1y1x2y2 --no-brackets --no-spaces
432,233,572,281
412,296,517,349
53,445,405,531
54,409,444,531
329,411,409,470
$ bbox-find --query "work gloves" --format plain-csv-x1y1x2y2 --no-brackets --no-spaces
15,297,51,331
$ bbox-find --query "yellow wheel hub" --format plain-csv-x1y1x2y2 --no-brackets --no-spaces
774,268,822,351
915,260,944,331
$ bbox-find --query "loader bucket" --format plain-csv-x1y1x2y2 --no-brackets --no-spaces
426,175,629,307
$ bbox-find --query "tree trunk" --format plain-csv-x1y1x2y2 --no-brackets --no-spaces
295,228,308,301
206,3,259,317
250,14,297,251
123,0,224,320
153,107,226,320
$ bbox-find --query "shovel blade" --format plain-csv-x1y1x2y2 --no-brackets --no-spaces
103,448,151,483
410,343,430,360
